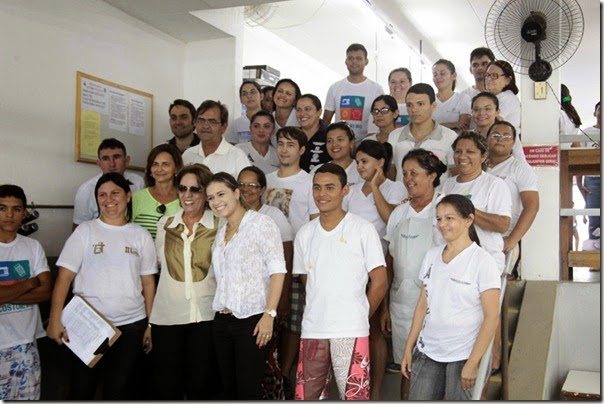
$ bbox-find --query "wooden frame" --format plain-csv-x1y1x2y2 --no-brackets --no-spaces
75,71,153,171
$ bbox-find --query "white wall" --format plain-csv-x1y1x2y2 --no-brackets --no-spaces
0,0,184,255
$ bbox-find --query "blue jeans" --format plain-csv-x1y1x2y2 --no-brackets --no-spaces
584,176,601,239
409,349,471,400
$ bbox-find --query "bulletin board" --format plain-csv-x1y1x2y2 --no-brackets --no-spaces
75,71,153,171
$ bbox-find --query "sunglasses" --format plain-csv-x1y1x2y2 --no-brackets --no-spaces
156,204,166,214
177,185,204,194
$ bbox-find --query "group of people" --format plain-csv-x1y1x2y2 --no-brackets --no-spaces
0,41,598,402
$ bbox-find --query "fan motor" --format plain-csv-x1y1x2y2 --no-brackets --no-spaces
521,11,547,43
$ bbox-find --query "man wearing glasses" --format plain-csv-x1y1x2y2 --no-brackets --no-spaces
182,100,249,178
323,43,384,146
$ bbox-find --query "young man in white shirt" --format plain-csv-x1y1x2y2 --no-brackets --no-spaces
293,163,387,400
228,81,264,144
182,100,249,178
323,43,384,145
0,185,52,400
73,138,144,230
460,47,496,100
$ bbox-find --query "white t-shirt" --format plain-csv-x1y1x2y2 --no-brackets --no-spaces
211,210,286,319
395,103,410,128
73,172,144,225
57,219,158,326
293,213,386,339
432,92,472,124
344,179,407,252
441,172,512,272
236,142,280,174
460,86,481,101
497,90,521,132
310,160,362,187
0,235,50,350
271,109,300,147
417,242,500,362
259,204,294,242
265,169,319,234
559,109,579,137
324,77,385,143
388,121,457,181
487,156,538,237
182,137,249,178
228,115,252,144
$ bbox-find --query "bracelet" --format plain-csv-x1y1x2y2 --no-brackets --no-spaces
147,323,152,329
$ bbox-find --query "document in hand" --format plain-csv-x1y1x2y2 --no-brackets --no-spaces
61,295,121,368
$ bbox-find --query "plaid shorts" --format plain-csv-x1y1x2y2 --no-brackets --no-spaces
287,276,306,334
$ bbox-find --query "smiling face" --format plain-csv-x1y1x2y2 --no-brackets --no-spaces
371,99,398,129
402,158,437,199
240,83,263,111
406,92,436,126
0,196,26,237
436,203,473,243
274,83,297,109
389,71,411,102
485,64,511,95
97,181,131,224
345,50,368,76
178,173,206,217
454,138,487,178
356,150,383,181
313,172,349,214
250,115,274,145
169,105,195,139
432,63,455,91
237,170,265,208
296,98,321,130
206,181,240,219
472,96,499,130
326,129,353,162
276,134,304,167
151,152,177,185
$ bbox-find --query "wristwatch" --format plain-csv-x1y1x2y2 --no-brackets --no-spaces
264,309,277,318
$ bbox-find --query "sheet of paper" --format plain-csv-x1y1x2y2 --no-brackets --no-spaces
108,88,127,132
128,93,146,136
61,295,117,366
80,111,101,157
81,78,108,115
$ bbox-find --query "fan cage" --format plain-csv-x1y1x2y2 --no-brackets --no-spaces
485,0,584,75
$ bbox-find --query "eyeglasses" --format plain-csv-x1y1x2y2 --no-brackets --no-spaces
241,89,259,97
177,185,204,194
489,132,513,140
195,118,221,127
371,107,392,116
238,182,262,189
156,204,166,214
484,72,507,80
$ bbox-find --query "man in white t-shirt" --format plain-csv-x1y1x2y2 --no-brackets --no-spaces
228,81,264,144
182,100,249,178
265,126,319,391
323,43,384,145
460,47,496,100
73,138,144,230
0,185,52,400
388,83,458,182
293,163,387,400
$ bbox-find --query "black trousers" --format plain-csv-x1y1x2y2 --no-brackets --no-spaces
212,312,269,399
151,321,219,399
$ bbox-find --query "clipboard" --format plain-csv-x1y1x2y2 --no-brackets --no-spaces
61,295,122,368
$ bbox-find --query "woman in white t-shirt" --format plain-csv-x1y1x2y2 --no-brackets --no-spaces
320,121,362,186
388,67,412,128
559,84,582,137
272,78,301,131
366,94,399,144
48,173,157,400
401,194,500,400
206,172,286,399
432,59,472,134
485,60,521,132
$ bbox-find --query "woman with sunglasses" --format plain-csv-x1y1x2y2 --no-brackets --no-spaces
48,173,157,400
149,163,221,399
132,144,183,239
366,95,399,144
432,59,472,134
206,172,286,399
485,60,521,132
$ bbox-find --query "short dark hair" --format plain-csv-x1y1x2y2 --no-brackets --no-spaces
276,126,307,149
487,120,517,141
97,138,127,158
356,139,392,176
371,94,399,113
176,163,213,189
314,163,347,188
169,99,196,121
197,100,228,124
472,91,500,110
402,148,448,188
326,121,355,141
238,165,267,189
407,83,436,104
388,67,412,84
239,80,262,96
433,59,457,91
470,47,495,63
595,101,601,112
94,173,133,221
452,130,489,156
261,86,274,96
297,94,322,111
144,144,183,187
487,60,519,95
346,43,368,58
437,194,480,245
250,110,275,126
0,184,27,207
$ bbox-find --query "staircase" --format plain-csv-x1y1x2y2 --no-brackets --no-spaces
484,279,526,400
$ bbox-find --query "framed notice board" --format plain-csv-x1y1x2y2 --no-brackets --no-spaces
75,71,153,171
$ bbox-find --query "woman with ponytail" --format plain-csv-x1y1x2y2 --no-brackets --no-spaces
401,194,501,400
559,84,582,136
